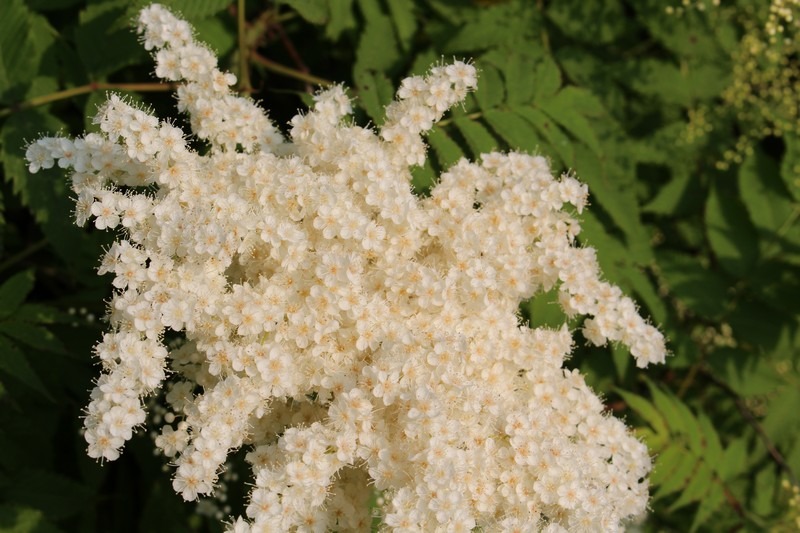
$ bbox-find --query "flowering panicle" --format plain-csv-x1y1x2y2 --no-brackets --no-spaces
27,4,666,531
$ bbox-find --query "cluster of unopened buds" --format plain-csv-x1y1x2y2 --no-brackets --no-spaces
26,4,667,531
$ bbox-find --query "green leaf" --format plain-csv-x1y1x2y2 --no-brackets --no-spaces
656,251,729,318
546,0,630,45
495,51,536,105
453,118,499,159
643,167,694,215
0,0,56,105
0,270,34,318
538,89,602,156
523,286,567,329
739,147,800,256
515,107,574,167
473,63,505,112
780,133,800,201
483,109,541,152
325,0,356,40
8,469,94,521
0,504,60,533
442,2,543,53
75,0,145,77
719,437,748,481
532,56,561,102
426,128,464,171
410,159,436,194
354,1,399,74
2,110,112,281
353,69,393,125
654,448,696,499
151,0,233,20
386,0,416,52
649,445,684,486
668,461,713,511
705,179,759,278
0,322,65,354
280,0,328,24
689,484,726,532
617,389,669,441
0,335,51,399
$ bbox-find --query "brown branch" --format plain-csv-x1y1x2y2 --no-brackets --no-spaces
704,369,799,487
0,82,176,118
250,52,333,88
236,0,252,94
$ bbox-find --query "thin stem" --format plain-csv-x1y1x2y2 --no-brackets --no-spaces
274,21,312,92
237,0,252,93
250,52,333,87
0,239,48,274
0,82,176,118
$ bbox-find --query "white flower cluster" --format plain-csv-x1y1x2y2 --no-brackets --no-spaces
27,4,667,532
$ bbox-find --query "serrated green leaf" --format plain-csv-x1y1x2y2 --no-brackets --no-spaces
643,167,694,215
654,448,696,499
669,461,713,511
762,386,800,445
689,484,725,533
780,133,800,201
532,56,561,102
498,52,536,105
719,437,747,481
14,304,68,325
75,0,145,77
0,270,34,318
0,504,60,533
523,286,567,329
193,16,237,57
706,179,759,278
0,335,51,399
2,110,112,282
453,118,499,159
354,69,393,125
671,394,705,456
443,2,542,53
0,0,57,105
281,0,328,24
10,469,94,521
646,382,683,433
483,109,541,152
697,413,723,465
546,0,629,45
325,0,355,40
650,444,684,486
739,147,800,256
410,158,436,194
150,0,233,20
752,466,777,517
474,63,505,112
387,0,416,52
610,343,631,382
617,389,669,440
538,90,602,156
515,107,574,167
0,321,65,354
0,0,33,101
354,1,398,75
656,251,729,318
427,128,464,171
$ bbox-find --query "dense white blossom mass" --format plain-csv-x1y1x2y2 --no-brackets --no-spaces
27,4,667,531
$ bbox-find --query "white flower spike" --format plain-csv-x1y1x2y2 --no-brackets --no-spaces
27,4,666,531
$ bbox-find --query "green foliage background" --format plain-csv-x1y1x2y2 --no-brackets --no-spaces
0,0,798,531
